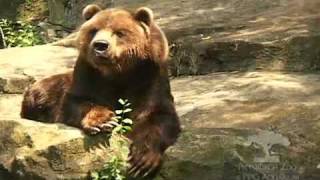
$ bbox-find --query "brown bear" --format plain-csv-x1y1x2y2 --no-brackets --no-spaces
20,4,181,179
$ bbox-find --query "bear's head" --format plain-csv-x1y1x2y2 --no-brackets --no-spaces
77,4,168,75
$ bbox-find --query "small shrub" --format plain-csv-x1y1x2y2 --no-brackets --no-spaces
0,19,44,48
112,99,133,134
91,99,133,180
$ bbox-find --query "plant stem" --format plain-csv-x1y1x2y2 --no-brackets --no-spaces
0,26,7,48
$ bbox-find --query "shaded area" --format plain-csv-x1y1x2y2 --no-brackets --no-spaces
173,72,320,129
0,118,114,179
0,0,25,20
0,0,48,22
0,164,14,180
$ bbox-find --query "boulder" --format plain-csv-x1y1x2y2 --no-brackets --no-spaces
112,0,320,75
47,0,113,29
1,48,320,179
3,0,320,74
0,45,77,93
0,117,113,179
157,72,320,179
0,94,112,179
52,0,320,75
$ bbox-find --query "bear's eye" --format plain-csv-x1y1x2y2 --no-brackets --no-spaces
89,28,98,37
114,31,126,38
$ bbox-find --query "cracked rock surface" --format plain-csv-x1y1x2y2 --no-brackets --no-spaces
1,45,320,179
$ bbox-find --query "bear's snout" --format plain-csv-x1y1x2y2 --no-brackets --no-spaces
93,40,109,55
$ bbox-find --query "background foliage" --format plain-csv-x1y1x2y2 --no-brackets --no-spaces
0,19,44,47
91,99,133,180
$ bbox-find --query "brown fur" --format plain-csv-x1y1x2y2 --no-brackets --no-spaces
21,4,180,179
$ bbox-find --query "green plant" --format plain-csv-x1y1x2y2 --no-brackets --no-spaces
112,99,133,134
25,0,33,6
0,19,44,48
91,99,133,180
91,156,127,180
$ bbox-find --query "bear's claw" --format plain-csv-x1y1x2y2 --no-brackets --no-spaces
81,106,115,134
84,121,116,134
128,148,161,178
84,126,101,135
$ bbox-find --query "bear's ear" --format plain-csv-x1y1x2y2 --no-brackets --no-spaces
82,4,102,20
135,7,154,26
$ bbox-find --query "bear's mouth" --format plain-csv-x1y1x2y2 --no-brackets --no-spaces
94,52,116,65
94,51,108,58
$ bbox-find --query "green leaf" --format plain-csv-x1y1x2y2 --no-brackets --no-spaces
124,103,131,107
123,126,132,132
113,126,123,133
101,175,110,179
115,110,123,115
91,171,99,180
122,118,133,124
123,108,132,113
118,98,126,105
111,117,119,122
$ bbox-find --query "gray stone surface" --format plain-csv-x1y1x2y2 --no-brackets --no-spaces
0,45,77,94
0,94,22,119
47,0,113,29
0,74,34,94
2,67,320,179
0,45,77,80
0,118,113,179
53,0,320,75
157,72,320,179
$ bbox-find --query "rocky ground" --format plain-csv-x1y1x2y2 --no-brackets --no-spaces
161,72,320,180
0,45,320,179
3,0,320,74
51,0,320,75
116,0,320,75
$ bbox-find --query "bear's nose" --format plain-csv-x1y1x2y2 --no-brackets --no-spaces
93,40,109,52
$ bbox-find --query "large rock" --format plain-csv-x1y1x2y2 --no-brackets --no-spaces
157,72,320,179
112,0,320,75
2,65,320,179
1,41,320,179
47,0,113,29
0,45,77,93
0,118,113,179
0,94,112,179
52,0,320,75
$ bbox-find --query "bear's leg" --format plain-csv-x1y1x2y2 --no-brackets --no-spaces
128,110,180,178
21,72,72,122
81,105,115,134
59,93,115,134
20,86,55,122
